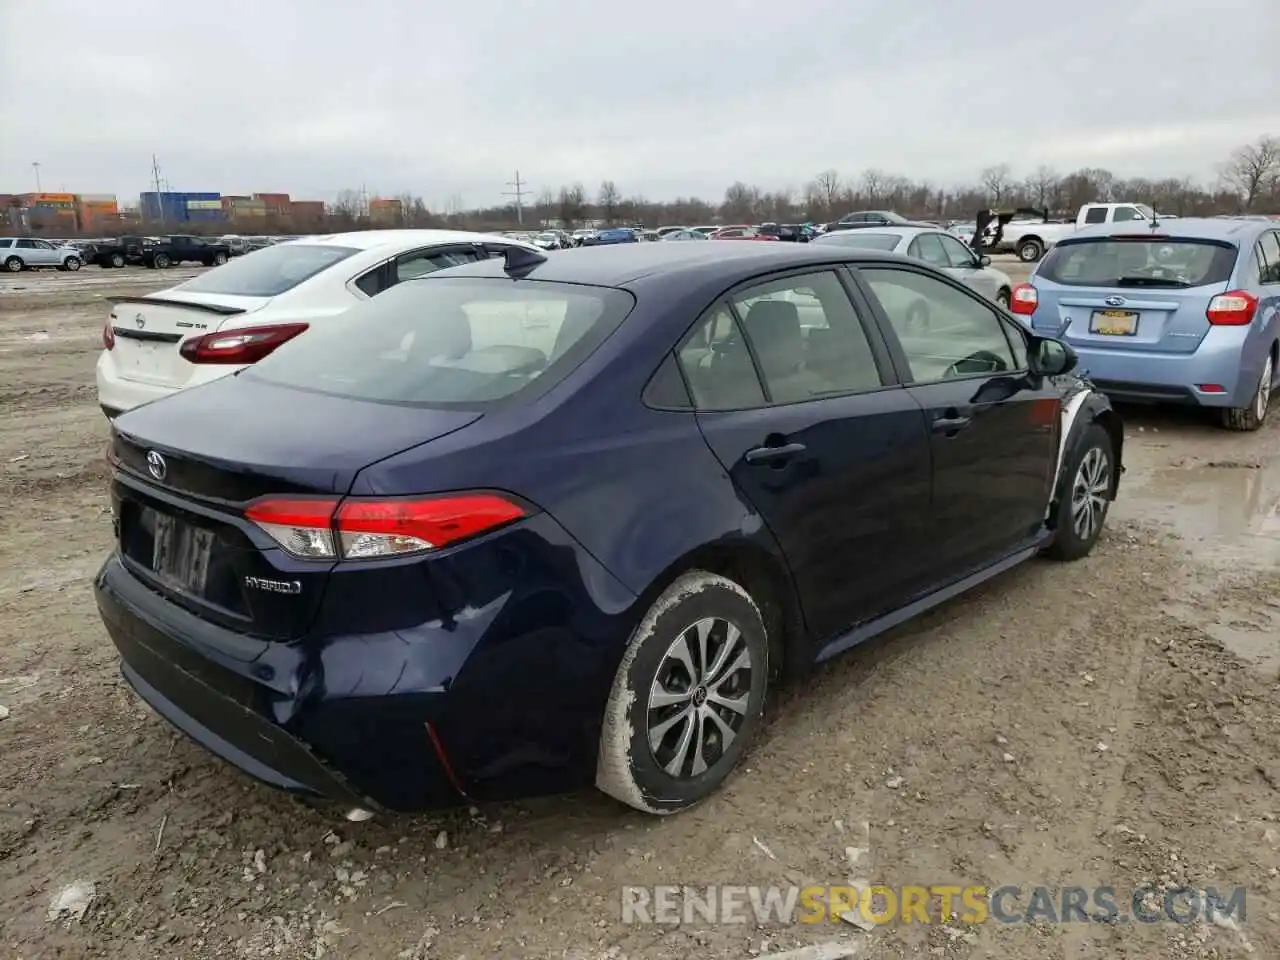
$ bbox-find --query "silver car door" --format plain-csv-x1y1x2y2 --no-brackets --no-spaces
938,233,996,299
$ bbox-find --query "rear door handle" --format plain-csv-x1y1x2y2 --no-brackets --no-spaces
745,442,807,464
931,415,972,434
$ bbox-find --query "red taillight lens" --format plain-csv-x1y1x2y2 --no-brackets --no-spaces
103,320,116,350
244,493,526,560
1010,283,1038,316
179,322,309,364
1205,290,1258,326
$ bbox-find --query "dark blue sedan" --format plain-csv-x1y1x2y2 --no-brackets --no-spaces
95,241,1123,816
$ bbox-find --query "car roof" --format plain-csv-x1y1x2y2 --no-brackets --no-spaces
285,229,527,251
1068,217,1271,244
428,239,913,290
821,225,941,240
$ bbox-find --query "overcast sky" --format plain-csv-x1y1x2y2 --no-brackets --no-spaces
2,0,1277,209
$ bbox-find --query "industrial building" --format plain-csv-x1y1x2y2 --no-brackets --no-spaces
139,191,227,224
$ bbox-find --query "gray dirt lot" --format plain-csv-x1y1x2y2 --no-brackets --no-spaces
2,259,1279,960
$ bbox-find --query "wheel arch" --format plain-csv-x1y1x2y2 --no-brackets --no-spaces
628,538,808,683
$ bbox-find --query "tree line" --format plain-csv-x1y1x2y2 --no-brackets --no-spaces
322,133,1280,232
25,135,1280,239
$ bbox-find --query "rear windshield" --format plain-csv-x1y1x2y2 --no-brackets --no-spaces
814,232,901,251
246,277,635,406
174,243,359,297
1039,238,1237,288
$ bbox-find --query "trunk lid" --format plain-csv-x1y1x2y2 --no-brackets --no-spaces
1029,283,1227,355
110,376,482,641
107,292,270,389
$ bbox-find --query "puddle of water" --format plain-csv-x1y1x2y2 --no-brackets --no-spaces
1123,457,1280,568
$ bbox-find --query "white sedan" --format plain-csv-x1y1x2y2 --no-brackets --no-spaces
96,229,541,416
812,225,1015,308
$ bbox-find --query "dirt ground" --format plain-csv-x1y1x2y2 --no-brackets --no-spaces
2,261,1279,960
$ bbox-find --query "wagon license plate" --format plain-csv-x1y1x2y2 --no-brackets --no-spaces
1090,310,1138,336
151,511,214,596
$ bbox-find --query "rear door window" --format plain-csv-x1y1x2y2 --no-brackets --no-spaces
395,246,483,283
1038,239,1237,288
1083,207,1108,224
174,243,360,297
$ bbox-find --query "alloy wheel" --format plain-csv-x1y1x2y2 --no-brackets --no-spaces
1071,447,1111,542
647,617,753,779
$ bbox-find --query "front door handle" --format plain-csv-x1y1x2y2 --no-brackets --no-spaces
745,442,807,465
931,415,972,435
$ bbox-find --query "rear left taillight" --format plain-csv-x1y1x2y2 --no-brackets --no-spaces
1009,283,1038,316
245,493,527,560
179,322,309,364
1206,290,1258,326
103,319,116,350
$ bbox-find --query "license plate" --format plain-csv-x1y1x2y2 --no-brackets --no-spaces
1090,309,1138,336
151,511,214,595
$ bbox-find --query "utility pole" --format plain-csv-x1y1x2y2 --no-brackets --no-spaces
151,154,166,224
31,162,42,193
502,170,528,225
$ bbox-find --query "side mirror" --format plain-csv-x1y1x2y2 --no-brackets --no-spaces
1030,338,1078,377
979,255,992,267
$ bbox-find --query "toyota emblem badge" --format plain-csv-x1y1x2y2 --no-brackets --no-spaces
146,450,167,481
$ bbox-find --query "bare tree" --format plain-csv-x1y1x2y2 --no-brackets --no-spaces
1024,166,1061,211
859,169,889,206
722,182,761,222
814,169,842,211
1220,135,1280,211
558,183,587,227
535,189,557,224
979,164,1014,205
598,180,621,224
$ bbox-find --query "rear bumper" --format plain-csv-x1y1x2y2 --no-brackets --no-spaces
1065,332,1256,409
95,555,463,810
95,349,238,415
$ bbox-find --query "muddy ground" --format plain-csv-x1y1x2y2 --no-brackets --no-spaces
2,261,1279,960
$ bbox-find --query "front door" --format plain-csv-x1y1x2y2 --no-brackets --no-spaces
680,268,933,642
852,264,1060,579
938,232,999,300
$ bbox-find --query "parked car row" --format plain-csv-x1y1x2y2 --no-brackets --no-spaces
93,230,1126,819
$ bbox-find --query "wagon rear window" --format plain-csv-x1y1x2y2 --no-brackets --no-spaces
1039,238,1237,288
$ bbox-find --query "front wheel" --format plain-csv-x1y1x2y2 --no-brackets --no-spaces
64,256,81,271
1045,422,1113,561
1017,238,1044,262
596,571,769,814
152,253,171,269
212,252,228,265
1221,353,1273,432
110,253,125,268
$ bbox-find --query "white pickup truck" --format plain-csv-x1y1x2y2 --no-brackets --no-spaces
990,202,1161,263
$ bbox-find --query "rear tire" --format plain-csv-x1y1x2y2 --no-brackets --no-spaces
1045,422,1113,561
1221,352,1273,432
1017,238,1045,262
4,256,22,273
596,571,769,815
996,287,1011,308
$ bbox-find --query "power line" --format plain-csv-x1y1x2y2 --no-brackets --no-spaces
502,170,529,225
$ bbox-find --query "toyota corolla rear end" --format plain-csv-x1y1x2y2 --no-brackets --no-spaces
95,242,361,417
1010,230,1258,408
94,275,639,811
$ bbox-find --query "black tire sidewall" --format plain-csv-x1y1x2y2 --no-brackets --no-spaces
4,257,21,272
1050,422,1112,558
604,575,768,812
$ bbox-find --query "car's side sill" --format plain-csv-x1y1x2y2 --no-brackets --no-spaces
814,536,1048,664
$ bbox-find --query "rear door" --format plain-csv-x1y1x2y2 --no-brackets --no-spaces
683,268,934,641
1029,236,1238,356
853,264,1060,579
